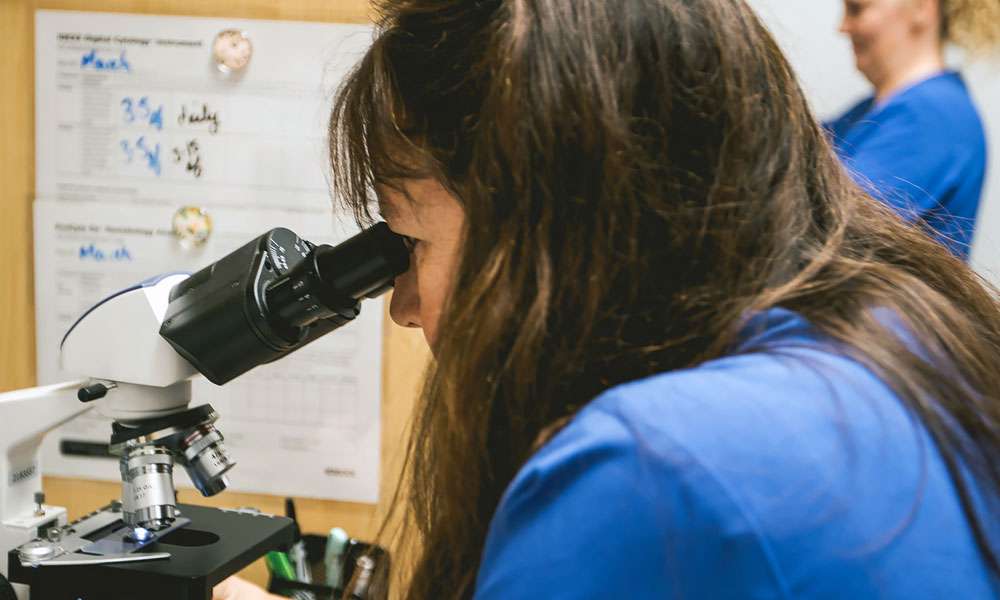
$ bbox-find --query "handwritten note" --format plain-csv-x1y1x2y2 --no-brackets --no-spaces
79,242,134,262
121,96,164,129
178,103,220,134
172,140,203,178
120,136,162,175
37,11,373,211
81,48,131,71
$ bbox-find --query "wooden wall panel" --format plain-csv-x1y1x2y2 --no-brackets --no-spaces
0,0,430,590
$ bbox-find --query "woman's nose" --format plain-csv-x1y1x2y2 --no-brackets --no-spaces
389,267,422,329
839,14,851,35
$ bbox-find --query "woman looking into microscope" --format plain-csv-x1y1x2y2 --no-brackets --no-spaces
827,0,1000,259
216,0,1000,598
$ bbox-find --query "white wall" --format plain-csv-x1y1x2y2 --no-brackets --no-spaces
747,0,1000,284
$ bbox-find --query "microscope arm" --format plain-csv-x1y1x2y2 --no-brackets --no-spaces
0,379,92,581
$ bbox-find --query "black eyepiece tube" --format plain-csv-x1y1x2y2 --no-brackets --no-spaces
159,222,409,385
264,223,410,331
316,222,411,301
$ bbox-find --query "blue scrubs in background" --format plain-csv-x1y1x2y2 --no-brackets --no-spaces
825,71,987,260
474,308,998,598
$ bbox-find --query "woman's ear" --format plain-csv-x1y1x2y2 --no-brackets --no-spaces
909,0,941,33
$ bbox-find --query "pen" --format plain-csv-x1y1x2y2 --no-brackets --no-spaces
345,555,375,600
324,527,349,589
265,551,297,580
285,498,313,584
267,550,314,600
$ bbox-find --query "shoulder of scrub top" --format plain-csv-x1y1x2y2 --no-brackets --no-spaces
475,308,979,598
877,71,985,145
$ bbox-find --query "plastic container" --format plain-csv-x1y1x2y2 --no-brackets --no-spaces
266,534,388,600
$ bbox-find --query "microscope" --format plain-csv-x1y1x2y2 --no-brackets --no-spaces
0,223,408,599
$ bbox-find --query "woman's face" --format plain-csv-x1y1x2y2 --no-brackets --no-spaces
839,0,928,87
377,178,465,351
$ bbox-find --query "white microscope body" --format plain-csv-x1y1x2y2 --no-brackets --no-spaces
0,222,408,599
0,274,202,597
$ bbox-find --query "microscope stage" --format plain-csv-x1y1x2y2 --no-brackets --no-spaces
7,503,294,600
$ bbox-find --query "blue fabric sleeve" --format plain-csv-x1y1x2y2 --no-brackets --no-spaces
473,404,789,599
838,104,965,218
473,308,998,598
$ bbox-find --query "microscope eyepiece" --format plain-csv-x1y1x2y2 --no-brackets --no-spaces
264,223,409,331
160,222,409,385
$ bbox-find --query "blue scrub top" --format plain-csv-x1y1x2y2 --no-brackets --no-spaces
825,71,987,260
474,308,998,598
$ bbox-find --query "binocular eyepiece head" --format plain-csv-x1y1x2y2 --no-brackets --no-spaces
160,222,409,385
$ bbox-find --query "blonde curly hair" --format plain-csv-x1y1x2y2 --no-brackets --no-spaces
942,0,1000,52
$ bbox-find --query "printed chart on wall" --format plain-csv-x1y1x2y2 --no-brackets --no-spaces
34,10,383,503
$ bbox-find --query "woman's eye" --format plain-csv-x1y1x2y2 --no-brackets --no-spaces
401,235,418,251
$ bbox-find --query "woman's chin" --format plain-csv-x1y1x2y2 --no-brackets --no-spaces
855,57,879,87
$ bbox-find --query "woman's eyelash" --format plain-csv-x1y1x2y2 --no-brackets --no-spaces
401,235,418,251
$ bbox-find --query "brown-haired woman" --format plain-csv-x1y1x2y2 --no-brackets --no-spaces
827,0,1000,260
214,0,1000,598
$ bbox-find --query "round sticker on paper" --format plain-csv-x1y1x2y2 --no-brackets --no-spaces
172,206,213,247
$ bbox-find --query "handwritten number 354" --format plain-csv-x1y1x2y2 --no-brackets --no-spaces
121,97,163,130
121,97,149,122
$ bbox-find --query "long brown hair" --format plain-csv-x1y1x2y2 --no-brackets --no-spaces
330,1,1000,597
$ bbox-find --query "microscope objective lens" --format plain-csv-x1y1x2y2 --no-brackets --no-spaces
120,445,179,530
179,424,235,497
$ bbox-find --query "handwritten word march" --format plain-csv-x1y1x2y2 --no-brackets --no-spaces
80,48,131,72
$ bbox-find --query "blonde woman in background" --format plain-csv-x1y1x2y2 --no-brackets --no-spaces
827,0,1000,259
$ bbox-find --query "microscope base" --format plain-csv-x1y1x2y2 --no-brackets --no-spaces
7,503,294,600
